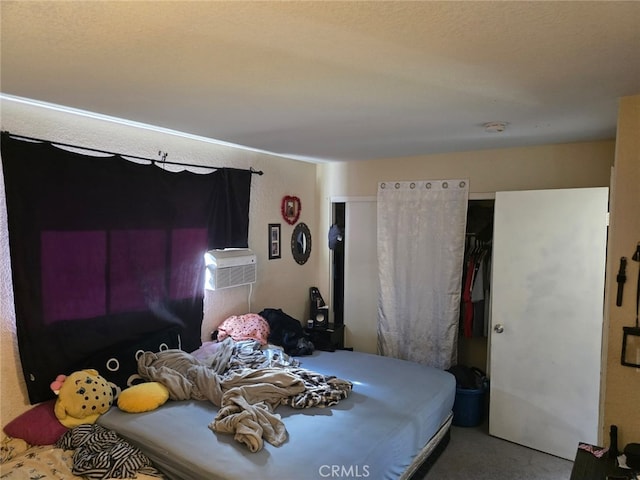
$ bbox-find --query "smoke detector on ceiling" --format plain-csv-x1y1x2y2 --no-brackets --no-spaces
483,121,508,133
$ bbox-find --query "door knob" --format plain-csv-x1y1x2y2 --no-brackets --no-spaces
494,324,504,334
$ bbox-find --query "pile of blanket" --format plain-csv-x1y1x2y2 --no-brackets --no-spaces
137,338,352,452
55,424,162,479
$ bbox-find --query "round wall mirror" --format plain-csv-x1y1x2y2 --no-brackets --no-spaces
291,222,312,265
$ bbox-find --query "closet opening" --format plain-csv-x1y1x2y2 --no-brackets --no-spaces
458,199,495,373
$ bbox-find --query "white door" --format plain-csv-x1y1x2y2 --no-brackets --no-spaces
342,200,378,353
489,187,608,460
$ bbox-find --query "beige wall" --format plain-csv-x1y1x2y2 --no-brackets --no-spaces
603,94,640,448
316,141,615,307
0,99,319,427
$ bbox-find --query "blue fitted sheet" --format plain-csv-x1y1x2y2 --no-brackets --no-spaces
98,349,455,480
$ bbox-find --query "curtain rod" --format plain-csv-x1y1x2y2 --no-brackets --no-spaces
1,131,264,176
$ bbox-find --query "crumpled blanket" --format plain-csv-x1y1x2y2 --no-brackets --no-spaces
218,339,351,409
137,339,352,452
216,338,300,373
55,424,161,479
137,348,306,452
195,338,300,374
283,368,352,409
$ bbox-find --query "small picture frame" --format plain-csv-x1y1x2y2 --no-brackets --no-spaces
269,223,281,260
281,195,301,225
621,326,640,368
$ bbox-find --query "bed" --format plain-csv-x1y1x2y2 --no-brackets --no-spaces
96,347,456,480
2,333,455,480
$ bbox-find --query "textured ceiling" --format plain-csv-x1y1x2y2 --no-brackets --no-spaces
1,1,639,162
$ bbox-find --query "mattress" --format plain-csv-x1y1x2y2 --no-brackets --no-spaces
98,349,456,480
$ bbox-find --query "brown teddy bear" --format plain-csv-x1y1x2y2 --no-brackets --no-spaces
51,369,113,428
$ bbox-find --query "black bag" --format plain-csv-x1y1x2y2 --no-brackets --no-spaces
258,308,314,356
624,443,640,470
447,365,487,390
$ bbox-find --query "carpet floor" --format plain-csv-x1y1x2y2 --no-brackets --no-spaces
422,421,574,480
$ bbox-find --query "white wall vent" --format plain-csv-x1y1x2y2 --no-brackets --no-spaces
204,248,256,290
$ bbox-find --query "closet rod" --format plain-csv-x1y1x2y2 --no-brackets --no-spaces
1,131,264,176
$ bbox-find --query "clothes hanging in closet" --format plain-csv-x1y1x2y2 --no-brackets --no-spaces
461,238,491,338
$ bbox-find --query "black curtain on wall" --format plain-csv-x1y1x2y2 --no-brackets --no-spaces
1,132,251,403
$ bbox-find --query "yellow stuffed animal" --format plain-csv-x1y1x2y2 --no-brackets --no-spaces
51,369,113,428
117,382,169,413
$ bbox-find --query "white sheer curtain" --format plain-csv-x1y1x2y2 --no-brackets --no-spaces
377,179,468,369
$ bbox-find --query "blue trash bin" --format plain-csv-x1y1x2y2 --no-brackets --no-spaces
452,386,486,427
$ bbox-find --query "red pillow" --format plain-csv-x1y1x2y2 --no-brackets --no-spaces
3,399,68,445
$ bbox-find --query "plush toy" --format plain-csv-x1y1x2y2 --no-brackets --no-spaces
117,382,170,413
50,369,113,428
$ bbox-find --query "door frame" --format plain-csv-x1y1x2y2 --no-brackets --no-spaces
329,196,376,313
330,196,377,353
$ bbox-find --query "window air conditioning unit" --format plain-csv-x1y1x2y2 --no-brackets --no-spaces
204,248,257,290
